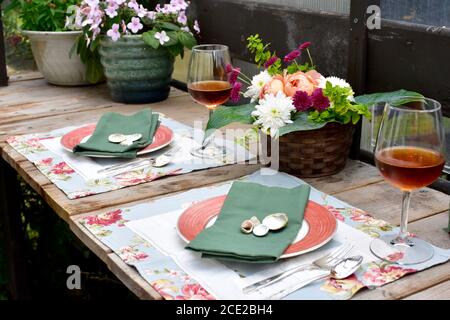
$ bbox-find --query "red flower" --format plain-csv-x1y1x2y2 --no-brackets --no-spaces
50,162,75,175
85,209,125,227
293,90,312,111
284,49,301,63
230,81,241,102
324,206,345,222
264,55,279,68
176,284,214,300
311,88,330,111
228,67,241,85
299,41,312,50
386,252,405,263
40,158,53,166
225,63,233,74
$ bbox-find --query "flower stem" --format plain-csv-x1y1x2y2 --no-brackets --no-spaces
306,49,315,68
238,72,252,83
237,76,251,85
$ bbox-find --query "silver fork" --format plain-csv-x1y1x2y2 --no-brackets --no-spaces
97,146,179,175
242,243,353,294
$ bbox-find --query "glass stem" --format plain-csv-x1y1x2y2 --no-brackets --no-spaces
392,191,414,247
201,109,214,150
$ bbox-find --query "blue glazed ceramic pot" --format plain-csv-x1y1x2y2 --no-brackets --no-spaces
99,35,174,104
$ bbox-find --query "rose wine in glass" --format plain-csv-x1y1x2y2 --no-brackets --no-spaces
370,98,446,265
187,44,232,158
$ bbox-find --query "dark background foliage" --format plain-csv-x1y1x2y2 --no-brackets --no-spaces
0,176,136,300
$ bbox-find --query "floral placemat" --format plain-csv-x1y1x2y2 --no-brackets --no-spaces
6,116,252,199
78,169,450,300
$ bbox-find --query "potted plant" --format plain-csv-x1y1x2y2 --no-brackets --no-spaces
206,34,423,178
4,0,98,86
72,0,199,103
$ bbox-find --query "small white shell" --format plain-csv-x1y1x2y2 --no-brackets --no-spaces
240,220,254,234
253,224,269,237
127,133,142,142
120,139,134,146
108,133,126,143
262,213,288,231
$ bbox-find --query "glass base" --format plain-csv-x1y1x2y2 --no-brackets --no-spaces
190,145,226,160
370,235,434,265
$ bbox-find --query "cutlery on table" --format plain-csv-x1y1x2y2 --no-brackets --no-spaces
97,146,180,175
269,255,363,300
242,243,353,294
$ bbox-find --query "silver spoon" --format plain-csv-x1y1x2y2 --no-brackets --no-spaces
269,255,363,299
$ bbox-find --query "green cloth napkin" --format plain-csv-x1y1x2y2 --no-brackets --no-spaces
186,181,311,263
73,109,159,158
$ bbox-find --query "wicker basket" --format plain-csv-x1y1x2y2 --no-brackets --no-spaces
265,123,355,178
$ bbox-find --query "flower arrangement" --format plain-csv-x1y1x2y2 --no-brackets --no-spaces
67,0,199,83
207,34,421,138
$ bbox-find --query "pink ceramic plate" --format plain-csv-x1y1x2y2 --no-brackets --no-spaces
60,123,173,157
177,195,337,259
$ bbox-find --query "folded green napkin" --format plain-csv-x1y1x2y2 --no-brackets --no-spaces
186,181,311,263
73,109,159,158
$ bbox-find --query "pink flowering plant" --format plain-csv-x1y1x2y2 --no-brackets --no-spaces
207,34,422,138
68,0,199,82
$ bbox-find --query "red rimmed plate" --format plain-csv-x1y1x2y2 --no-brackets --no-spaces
60,124,173,158
177,195,337,259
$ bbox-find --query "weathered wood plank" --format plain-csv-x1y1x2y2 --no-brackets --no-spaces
0,95,203,139
106,253,162,300
68,219,113,263
403,280,450,300
0,79,188,125
304,160,383,194
354,212,450,300
8,71,43,82
335,182,449,224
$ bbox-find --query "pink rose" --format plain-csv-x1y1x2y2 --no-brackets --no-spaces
260,75,285,98
284,70,322,96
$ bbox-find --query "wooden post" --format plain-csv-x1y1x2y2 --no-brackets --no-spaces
0,159,31,299
347,0,380,159
0,8,8,86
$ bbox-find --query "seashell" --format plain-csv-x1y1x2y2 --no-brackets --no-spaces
253,223,269,237
249,216,261,226
262,213,288,231
240,220,254,234
127,133,142,142
108,133,126,143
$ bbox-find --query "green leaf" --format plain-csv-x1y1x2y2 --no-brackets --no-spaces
161,31,179,47
166,44,183,58
158,21,181,31
205,104,256,138
178,31,197,50
354,90,424,107
86,57,104,84
278,113,327,136
142,31,160,49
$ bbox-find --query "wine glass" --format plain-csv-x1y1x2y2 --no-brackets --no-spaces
187,44,232,158
370,98,446,265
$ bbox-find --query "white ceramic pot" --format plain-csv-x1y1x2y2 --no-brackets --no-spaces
23,30,90,86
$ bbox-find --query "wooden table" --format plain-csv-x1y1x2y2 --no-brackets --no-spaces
0,77,449,300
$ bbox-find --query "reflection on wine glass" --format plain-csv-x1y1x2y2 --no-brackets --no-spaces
187,44,232,158
370,98,446,265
